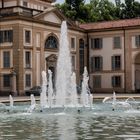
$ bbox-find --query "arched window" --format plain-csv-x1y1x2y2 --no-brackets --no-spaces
79,39,85,75
45,36,58,49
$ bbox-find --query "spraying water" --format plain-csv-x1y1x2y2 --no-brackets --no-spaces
28,94,36,113
9,95,14,108
81,67,90,107
112,91,116,105
31,94,36,107
55,21,72,107
70,72,78,107
48,69,53,108
38,21,92,109
40,71,47,108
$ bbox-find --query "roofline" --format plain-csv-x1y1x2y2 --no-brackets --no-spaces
0,15,85,32
85,25,140,33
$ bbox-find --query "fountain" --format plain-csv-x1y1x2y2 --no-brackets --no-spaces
9,95,14,108
40,71,48,109
37,21,92,111
102,91,135,110
55,21,72,107
27,94,36,113
47,69,53,108
1,21,140,139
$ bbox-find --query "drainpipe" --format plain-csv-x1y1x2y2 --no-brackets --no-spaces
123,28,126,93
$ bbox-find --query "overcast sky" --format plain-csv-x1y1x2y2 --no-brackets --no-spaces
55,0,140,4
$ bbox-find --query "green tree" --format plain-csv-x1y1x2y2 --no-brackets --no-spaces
56,0,140,23
56,0,86,22
133,1,140,17
89,0,116,21
121,0,135,18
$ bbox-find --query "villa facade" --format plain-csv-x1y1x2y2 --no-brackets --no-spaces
0,0,140,95
80,20,140,93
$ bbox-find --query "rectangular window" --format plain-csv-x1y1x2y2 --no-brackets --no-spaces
112,76,121,87
3,51,10,68
91,56,103,72
0,30,13,43
23,1,28,7
3,74,11,87
25,51,31,68
80,49,84,74
25,30,31,44
93,76,101,88
114,36,121,48
72,55,75,70
112,55,121,70
71,37,75,49
25,74,31,87
135,35,140,47
91,38,102,49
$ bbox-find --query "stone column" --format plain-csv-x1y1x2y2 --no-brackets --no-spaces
11,71,17,96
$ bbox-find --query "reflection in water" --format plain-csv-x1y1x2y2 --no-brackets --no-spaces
0,105,140,139
0,114,140,139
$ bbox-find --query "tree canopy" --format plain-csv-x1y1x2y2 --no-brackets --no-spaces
55,0,140,23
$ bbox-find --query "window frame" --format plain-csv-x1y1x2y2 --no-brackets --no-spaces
25,74,31,87
3,74,11,88
113,36,121,49
23,1,28,7
112,75,121,88
71,55,76,71
71,37,76,49
112,55,121,70
79,39,85,74
23,28,32,46
45,35,58,49
91,38,102,49
91,56,103,72
25,51,31,68
3,51,10,68
0,30,13,43
93,75,101,88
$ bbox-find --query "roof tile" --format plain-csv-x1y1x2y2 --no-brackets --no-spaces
79,18,140,30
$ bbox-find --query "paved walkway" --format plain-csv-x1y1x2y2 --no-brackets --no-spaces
0,93,140,103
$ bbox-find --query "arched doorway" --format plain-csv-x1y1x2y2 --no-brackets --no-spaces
134,53,140,92
46,54,57,86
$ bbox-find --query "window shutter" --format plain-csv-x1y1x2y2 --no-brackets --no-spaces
112,56,115,70
114,37,121,48
112,76,115,87
91,57,94,72
100,57,103,70
0,31,3,43
91,38,94,48
135,35,140,47
9,30,13,42
99,38,102,48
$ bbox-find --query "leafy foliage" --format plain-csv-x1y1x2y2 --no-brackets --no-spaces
55,0,140,23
